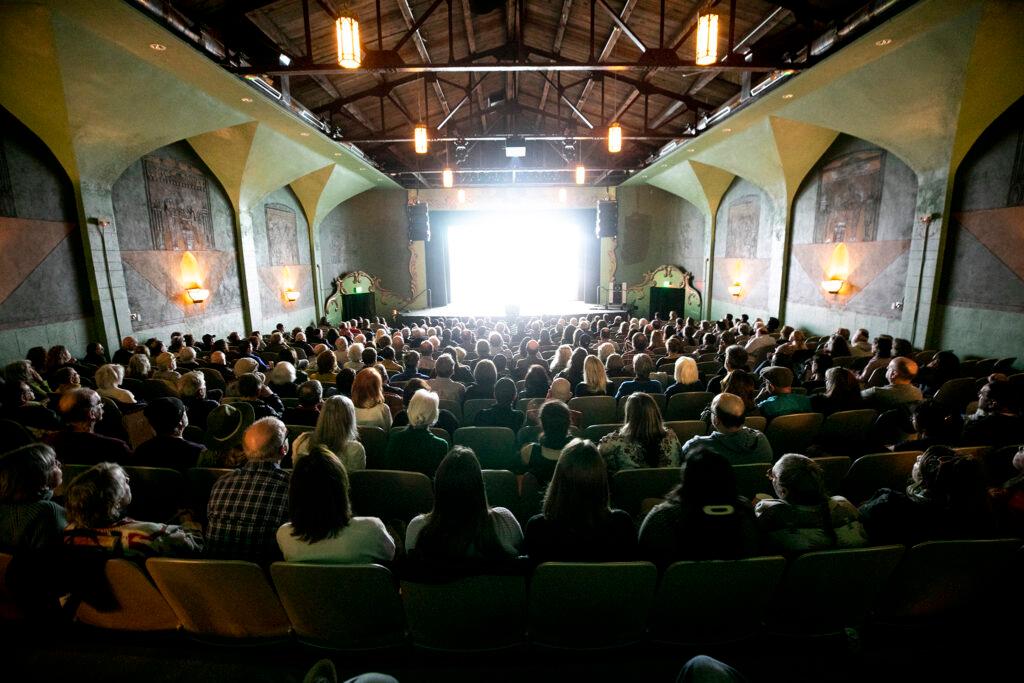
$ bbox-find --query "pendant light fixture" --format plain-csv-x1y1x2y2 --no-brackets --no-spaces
607,122,622,153
696,12,719,66
335,12,361,69
414,124,428,154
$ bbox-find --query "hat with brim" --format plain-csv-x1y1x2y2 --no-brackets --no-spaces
204,401,256,449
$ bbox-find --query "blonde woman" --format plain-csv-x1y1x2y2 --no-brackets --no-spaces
549,344,572,375
575,355,610,397
291,395,366,471
598,393,680,473
665,356,702,398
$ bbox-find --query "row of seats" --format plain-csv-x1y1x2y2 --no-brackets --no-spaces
3,539,1018,648
50,449,994,530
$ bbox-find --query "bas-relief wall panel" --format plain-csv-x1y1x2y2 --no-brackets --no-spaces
250,186,314,331
712,178,774,319
111,142,244,338
615,186,706,291
0,108,94,363
936,98,1024,362
318,189,411,298
786,135,917,334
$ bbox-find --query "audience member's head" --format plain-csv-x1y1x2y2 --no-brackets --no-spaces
886,357,918,385
769,454,826,506
59,388,103,428
0,443,61,503
710,393,747,433
306,395,358,461
721,370,757,413
673,356,699,386
297,380,324,408
542,439,610,531
407,389,440,428
351,368,384,408
287,445,352,544
144,397,187,436
64,462,130,528
242,417,288,463
760,366,794,393
539,400,572,450
269,361,296,386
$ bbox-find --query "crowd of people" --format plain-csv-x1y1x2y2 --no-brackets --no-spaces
0,311,1021,611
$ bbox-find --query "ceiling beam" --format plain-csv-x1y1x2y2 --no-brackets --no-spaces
537,0,574,127
571,0,640,114
394,0,452,118
458,0,489,132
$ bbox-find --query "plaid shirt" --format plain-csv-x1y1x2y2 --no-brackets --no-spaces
206,460,290,563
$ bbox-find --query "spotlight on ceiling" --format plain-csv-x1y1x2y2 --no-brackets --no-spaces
505,135,527,158
279,53,292,66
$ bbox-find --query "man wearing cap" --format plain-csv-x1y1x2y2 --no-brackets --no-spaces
198,402,255,468
206,417,290,563
755,366,813,420
680,393,773,465
283,380,323,426
133,397,204,472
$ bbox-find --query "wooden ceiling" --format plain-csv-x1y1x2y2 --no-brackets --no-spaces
161,0,886,186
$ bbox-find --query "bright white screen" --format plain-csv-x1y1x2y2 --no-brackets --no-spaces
447,212,581,311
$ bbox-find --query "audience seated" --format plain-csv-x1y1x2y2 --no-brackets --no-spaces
520,400,573,486
615,354,662,400
990,445,1024,537
352,368,392,430
45,389,132,465
474,377,524,431
234,373,284,419
681,393,772,466
110,336,136,367
916,350,961,397
574,355,610,397
384,390,448,478
284,380,323,426
861,357,923,411
291,395,366,471
756,454,867,553
276,445,394,564
810,367,864,416
639,446,759,566
206,417,290,563
0,444,65,551
892,400,961,452
464,358,497,401
859,446,996,546
521,364,551,399
962,380,1023,447
1,381,61,433
858,335,894,382
755,367,812,420
308,350,340,385
406,446,522,563
598,393,680,473
197,402,254,468
427,355,466,404
665,356,703,398
268,361,298,398
525,438,635,562
64,462,203,557
133,397,203,472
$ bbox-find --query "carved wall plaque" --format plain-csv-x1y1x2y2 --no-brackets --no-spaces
726,195,760,259
814,150,885,243
142,156,215,251
265,203,300,265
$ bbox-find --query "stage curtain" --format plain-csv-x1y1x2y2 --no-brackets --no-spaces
572,208,600,303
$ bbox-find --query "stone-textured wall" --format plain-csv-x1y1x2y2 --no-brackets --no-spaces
0,108,94,363
785,135,918,336
111,142,245,341
615,185,706,293
318,189,412,303
935,98,1024,361
711,178,777,321
250,186,315,332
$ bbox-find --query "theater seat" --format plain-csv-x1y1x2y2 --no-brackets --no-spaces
649,556,787,644
528,562,657,648
74,559,178,632
122,466,187,523
186,467,232,527
664,420,708,444
401,574,527,651
568,396,616,428
610,468,681,518
462,398,496,426
453,427,518,471
271,563,406,650
348,470,433,523
666,392,714,421
146,558,291,641
841,451,922,505
765,412,824,457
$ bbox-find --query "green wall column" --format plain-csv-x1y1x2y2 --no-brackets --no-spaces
904,168,952,347
234,208,261,334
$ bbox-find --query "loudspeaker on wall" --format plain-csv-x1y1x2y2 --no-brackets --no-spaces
596,200,618,238
407,202,430,241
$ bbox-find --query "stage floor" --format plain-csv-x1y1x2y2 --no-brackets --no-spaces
402,299,627,320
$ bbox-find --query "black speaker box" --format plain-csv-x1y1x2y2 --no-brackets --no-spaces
596,200,618,238
407,202,430,241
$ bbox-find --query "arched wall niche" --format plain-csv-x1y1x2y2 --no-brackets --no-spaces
0,106,94,362
934,96,1024,361
110,140,245,342
784,134,920,337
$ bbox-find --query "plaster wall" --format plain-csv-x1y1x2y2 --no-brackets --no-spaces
111,142,245,341
0,108,93,363
785,135,918,337
249,186,316,332
614,185,707,293
711,178,779,321
935,98,1024,362
318,189,412,304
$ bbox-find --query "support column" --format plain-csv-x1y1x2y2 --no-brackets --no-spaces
904,168,953,348
234,207,262,333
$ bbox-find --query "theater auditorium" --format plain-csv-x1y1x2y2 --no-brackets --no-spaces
1,0,1023,680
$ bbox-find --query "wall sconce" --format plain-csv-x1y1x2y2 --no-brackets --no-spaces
822,242,849,297
728,282,743,297
284,288,300,302
186,287,209,304
821,278,844,295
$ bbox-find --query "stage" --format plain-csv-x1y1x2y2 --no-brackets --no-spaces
400,299,629,321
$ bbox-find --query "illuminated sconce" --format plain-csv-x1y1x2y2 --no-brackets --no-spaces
696,12,719,66
442,167,454,188
335,15,361,69
575,165,586,185
728,282,743,297
186,287,209,304
821,242,849,296
180,251,208,305
284,288,300,302
413,124,428,154
607,122,622,153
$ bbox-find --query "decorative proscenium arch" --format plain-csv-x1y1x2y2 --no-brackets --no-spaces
625,265,703,320
324,270,409,325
